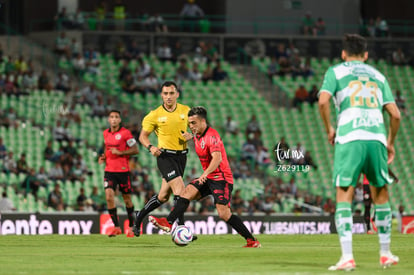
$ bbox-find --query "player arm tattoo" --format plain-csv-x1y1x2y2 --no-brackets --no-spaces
120,143,139,156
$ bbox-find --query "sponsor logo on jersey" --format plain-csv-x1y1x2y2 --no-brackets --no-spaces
352,116,380,128
158,117,167,123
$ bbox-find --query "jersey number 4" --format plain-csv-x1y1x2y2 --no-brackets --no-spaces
349,80,378,108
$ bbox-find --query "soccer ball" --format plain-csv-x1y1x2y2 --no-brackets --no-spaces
171,225,193,246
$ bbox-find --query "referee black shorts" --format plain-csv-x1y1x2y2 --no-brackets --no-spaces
157,150,187,182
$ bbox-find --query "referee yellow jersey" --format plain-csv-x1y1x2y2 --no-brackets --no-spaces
142,103,191,150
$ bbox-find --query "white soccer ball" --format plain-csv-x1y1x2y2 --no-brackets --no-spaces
171,225,193,246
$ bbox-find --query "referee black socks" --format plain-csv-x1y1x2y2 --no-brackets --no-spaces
227,214,254,240
136,194,163,225
167,197,190,225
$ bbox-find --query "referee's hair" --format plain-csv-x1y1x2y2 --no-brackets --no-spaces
343,34,367,57
160,81,178,91
188,106,207,120
108,109,121,116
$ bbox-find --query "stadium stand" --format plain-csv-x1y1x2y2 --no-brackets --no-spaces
252,56,414,214
1,32,412,215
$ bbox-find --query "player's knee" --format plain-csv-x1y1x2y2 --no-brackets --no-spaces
218,212,231,221
106,196,115,204
124,198,133,208
157,195,169,203
217,208,231,221
105,192,111,199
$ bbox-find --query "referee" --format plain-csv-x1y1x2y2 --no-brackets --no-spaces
133,81,191,237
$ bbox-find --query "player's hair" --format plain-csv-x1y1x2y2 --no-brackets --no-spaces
108,109,121,116
160,81,178,92
343,34,367,57
188,106,207,119
188,106,210,128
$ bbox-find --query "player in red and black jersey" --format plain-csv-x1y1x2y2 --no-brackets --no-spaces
362,175,376,234
99,110,139,237
149,106,261,247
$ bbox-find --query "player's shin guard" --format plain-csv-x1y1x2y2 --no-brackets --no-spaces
108,208,119,227
167,197,189,224
136,194,163,225
335,202,353,259
174,195,185,225
375,203,392,254
126,206,134,227
227,214,254,240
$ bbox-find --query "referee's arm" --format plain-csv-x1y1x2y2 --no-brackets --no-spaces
139,129,161,156
139,129,152,149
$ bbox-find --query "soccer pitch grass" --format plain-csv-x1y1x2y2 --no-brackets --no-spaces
0,234,412,275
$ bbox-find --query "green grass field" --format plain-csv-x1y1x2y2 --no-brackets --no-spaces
0,234,412,275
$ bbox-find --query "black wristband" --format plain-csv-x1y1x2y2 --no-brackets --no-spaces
147,144,153,151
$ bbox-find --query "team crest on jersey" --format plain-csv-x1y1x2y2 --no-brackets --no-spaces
200,139,205,149
115,134,121,140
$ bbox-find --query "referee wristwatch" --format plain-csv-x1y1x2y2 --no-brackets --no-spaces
147,144,153,152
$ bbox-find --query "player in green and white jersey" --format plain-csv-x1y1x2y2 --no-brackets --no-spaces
318,34,401,271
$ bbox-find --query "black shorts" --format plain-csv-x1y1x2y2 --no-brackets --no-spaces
190,178,233,206
363,184,372,202
104,172,132,194
157,151,187,182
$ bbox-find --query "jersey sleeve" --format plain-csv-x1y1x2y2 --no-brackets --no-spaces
319,67,337,97
124,129,137,147
382,79,395,105
208,133,221,153
185,105,191,115
141,111,157,132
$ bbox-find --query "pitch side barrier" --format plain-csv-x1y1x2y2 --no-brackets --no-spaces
0,213,370,235
80,31,414,63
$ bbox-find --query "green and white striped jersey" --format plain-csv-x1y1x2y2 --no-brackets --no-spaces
319,60,395,146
